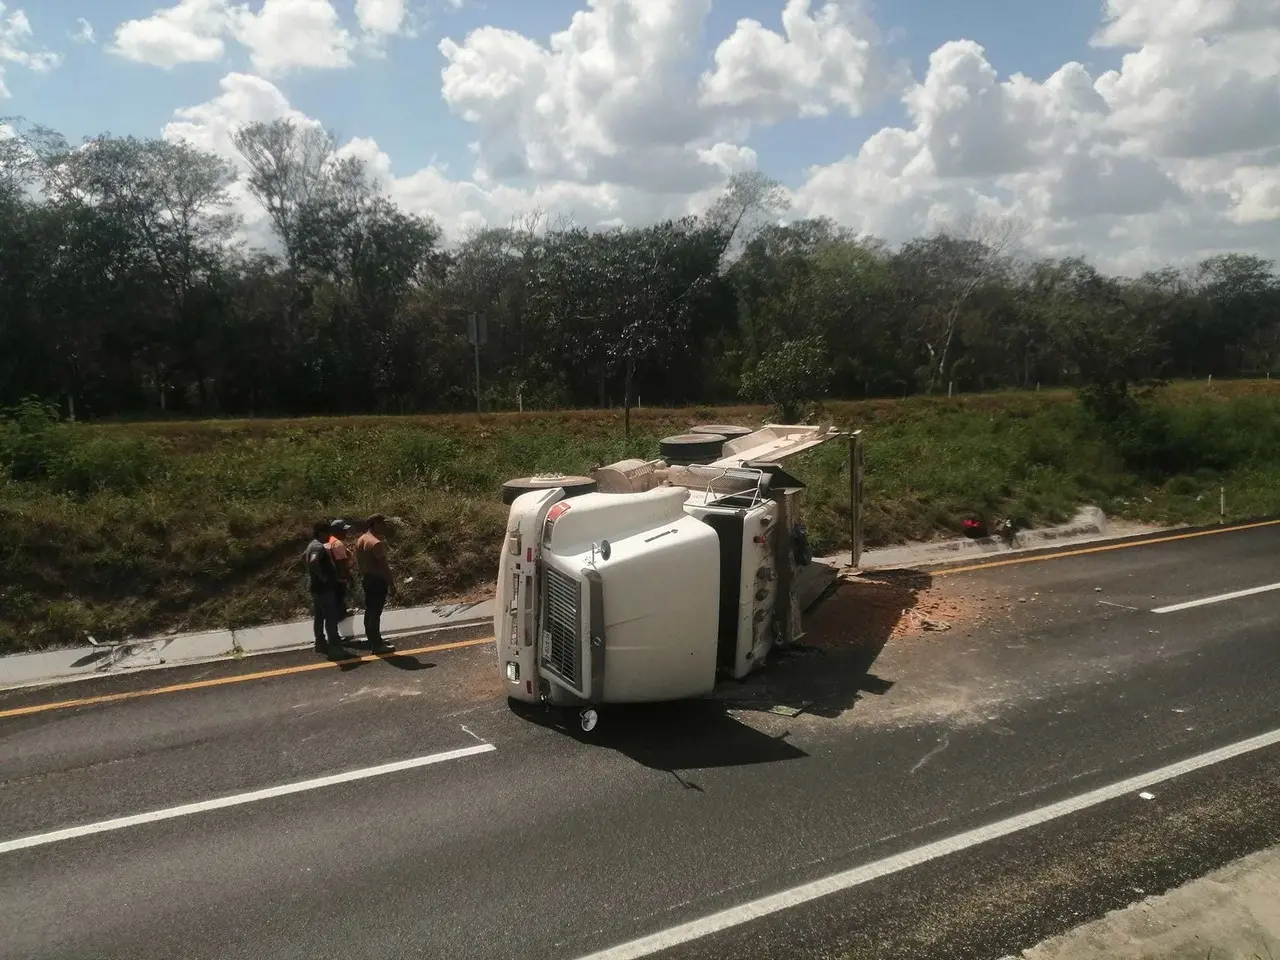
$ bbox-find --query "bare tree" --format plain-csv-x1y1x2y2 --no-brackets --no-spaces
927,212,1027,394
0,116,66,199
703,171,791,263
231,118,336,267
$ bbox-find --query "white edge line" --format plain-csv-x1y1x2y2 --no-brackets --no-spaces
1153,581,1280,614
572,725,1280,960
0,742,496,855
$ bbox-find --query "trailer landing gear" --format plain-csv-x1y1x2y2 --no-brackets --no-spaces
579,708,599,733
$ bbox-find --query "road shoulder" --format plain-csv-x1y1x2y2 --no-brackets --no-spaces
1013,845,1280,960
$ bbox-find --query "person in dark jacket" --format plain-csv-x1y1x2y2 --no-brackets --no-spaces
305,521,344,656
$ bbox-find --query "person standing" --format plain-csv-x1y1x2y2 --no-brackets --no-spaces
325,519,356,617
355,514,397,655
305,521,343,656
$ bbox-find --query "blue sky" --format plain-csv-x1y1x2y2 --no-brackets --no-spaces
12,1,1116,184
5,1,1276,270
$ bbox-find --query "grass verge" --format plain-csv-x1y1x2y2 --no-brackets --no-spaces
3,380,1279,653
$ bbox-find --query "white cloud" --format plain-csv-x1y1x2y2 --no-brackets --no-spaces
160,0,1280,271
1093,0,1280,47
0,3,61,98
109,0,354,74
165,70,743,248
437,0,895,194
793,0,1280,269
1096,32,1280,159
230,0,353,73
110,0,230,68
356,0,406,36
71,17,96,44
439,0,719,190
699,0,903,123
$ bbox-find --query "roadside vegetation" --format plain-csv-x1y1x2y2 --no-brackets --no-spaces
3,380,1279,653
5,118,1280,652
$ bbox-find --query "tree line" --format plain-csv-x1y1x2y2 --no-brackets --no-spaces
3,116,1279,428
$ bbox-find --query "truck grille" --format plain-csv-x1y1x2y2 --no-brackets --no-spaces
541,566,582,689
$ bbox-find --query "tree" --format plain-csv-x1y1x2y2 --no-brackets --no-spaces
1045,259,1169,422
231,118,336,268
895,214,1025,394
739,335,832,422
702,171,790,263
43,135,239,410
5,117,1280,425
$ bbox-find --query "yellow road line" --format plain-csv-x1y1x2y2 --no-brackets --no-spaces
933,518,1280,577
0,637,496,721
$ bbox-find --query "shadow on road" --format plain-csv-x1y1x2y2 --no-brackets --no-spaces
327,641,436,673
711,569,933,720
511,698,808,785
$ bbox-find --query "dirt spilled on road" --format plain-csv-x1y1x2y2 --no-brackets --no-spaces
802,570,984,651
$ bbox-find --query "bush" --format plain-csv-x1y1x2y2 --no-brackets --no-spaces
0,399,164,496
0,399,66,482
740,336,832,422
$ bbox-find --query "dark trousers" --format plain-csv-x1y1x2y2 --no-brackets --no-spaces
363,577,389,645
312,588,342,648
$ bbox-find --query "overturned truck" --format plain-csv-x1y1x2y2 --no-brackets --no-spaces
494,424,862,731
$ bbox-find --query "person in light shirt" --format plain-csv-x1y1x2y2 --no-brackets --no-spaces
355,514,397,655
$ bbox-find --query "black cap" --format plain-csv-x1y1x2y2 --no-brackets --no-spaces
329,519,352,533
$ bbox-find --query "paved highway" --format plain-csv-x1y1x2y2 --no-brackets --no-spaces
3,521,1280,960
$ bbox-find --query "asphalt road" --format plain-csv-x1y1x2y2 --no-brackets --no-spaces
3,521,1280,960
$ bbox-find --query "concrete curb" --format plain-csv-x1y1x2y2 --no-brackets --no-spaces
834,507,1165,572
0,599,496,693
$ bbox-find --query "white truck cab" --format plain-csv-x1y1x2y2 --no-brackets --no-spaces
495,424,845,729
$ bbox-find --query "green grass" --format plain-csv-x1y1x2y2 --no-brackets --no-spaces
4,381,1280,653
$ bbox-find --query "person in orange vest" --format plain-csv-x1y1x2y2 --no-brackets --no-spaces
325,519,356,618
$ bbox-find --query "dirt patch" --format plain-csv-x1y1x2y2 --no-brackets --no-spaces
802,571,987,650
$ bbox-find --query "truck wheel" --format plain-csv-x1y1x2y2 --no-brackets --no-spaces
580,708,599,733
690,424,754,441
659,433,727,466
501,474,597,505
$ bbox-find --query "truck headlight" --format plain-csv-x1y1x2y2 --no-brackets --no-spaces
505,661,520,682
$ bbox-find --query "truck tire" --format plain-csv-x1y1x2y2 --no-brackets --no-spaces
690,424,754,441
659,433,728,466
501,474,597,505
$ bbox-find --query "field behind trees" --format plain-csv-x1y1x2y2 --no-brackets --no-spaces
3,381,1280,654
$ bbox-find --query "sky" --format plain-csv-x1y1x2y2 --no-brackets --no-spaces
2,0,1279,273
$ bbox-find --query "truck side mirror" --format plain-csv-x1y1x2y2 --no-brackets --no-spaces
599,539,611,561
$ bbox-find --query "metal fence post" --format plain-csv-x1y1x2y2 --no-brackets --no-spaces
849,430,864,570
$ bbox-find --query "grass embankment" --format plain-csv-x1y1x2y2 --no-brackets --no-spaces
3,381,1280,653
